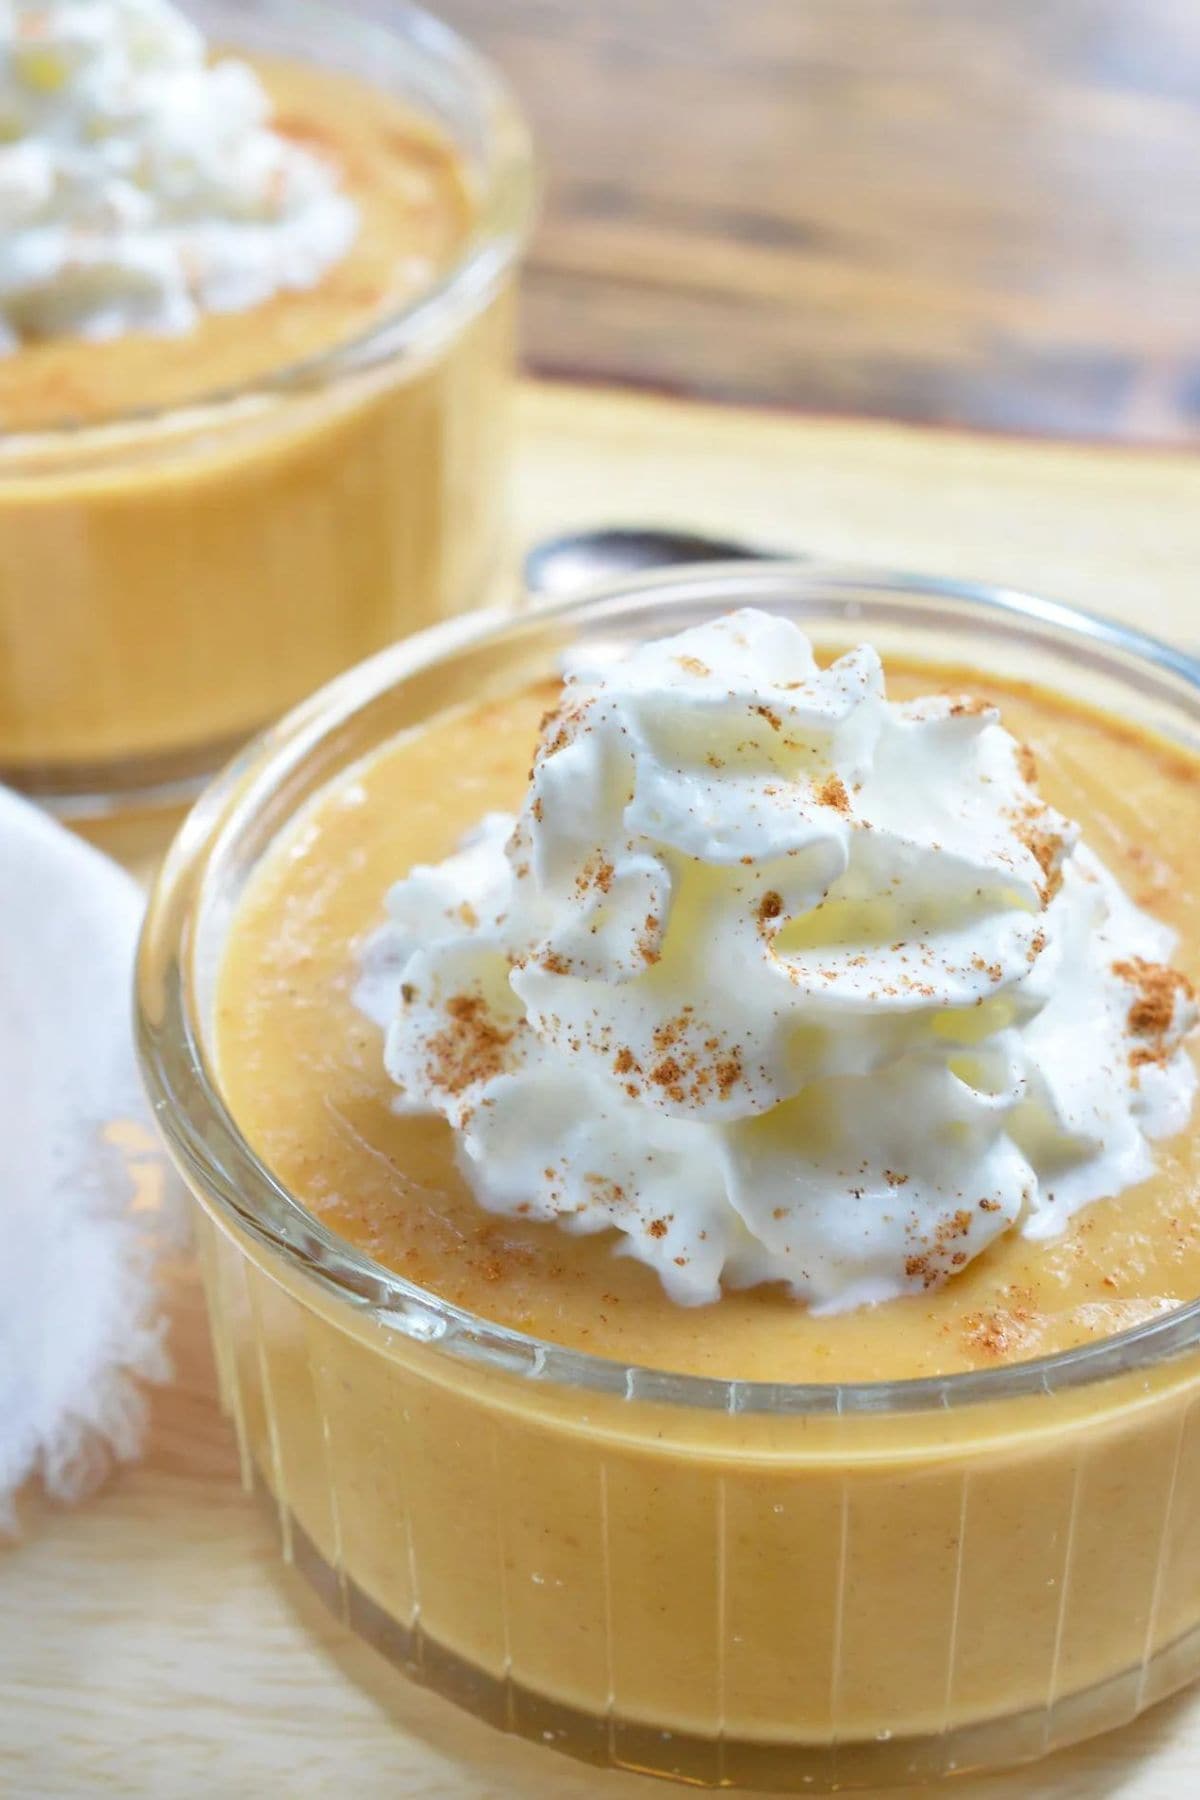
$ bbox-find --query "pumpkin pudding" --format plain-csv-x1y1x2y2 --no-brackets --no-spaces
216,622,1200,1384
0,0,529,804
143,581,1200,1790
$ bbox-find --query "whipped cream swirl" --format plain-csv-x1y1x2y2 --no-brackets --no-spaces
360,610,1198,1310
0,0,357,351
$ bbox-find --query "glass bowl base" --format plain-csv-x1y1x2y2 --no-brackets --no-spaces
1,729,255,822
257,1473,1200,1792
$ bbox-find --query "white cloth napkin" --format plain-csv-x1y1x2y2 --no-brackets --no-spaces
0,789,171,1530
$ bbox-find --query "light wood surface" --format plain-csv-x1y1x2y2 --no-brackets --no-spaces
7,382,1200,1798
511,384,1200,644
434,0,1200,442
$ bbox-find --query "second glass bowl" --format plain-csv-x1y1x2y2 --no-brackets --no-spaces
138,565,1200,1790
0,0,533,814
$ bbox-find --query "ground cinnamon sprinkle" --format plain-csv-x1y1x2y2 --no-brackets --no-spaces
1114,955,1195,1067
938,1209,974,1243
715,1051,743,1099
904,1208,978,1289
815,773,851,813
536,699,590,761
1017,743,1038,785
576,854,614,896
963,1301,1035,1358
650,1056,686,1103
753,703,783,731
948,697,991,717
426,993,513,1096
676,656,710,677
613,1010,748,1109
757,890,783,926
1012,805,1065,905
584,1173,627,1208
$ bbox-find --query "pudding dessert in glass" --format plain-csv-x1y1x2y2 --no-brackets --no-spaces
138,567,1200,1790
0,0,532,811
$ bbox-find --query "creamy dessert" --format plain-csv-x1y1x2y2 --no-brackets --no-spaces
0,0,525,798
153,593,1200,1788
0,0,358,375
352,612,1196,1327
220,614,1199,1379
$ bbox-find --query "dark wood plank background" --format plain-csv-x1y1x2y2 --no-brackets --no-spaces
434,0,1200,443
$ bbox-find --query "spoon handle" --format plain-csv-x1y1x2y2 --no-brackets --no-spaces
524,526,792,600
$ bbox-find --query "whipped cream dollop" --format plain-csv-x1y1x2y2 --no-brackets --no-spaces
359,610,1198,1310
0,0,357,350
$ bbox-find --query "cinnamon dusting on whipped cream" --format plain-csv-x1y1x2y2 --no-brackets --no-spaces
0,0,358,350
1115,957,1197,1069
357,610,1198,1311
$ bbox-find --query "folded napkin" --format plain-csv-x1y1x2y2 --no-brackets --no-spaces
0,789,171,1530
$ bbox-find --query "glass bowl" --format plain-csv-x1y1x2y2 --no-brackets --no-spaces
137,565,1200,1790
0,0,534,816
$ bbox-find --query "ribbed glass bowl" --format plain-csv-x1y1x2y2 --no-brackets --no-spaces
138,565,1200,1789
1,0,534,813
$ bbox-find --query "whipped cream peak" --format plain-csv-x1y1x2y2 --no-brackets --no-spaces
0,0,358,351
359,609,1198,1310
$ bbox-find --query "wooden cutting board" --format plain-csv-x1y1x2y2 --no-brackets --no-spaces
7,382,1200,1799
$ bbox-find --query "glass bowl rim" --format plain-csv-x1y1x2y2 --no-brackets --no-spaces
136,561,1200,1416
2,0,535,449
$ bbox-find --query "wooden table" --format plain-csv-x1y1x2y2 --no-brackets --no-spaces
435,0,1200,444
7,383,1200,1796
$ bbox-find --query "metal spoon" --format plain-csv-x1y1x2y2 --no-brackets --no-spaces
524,526,790,601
